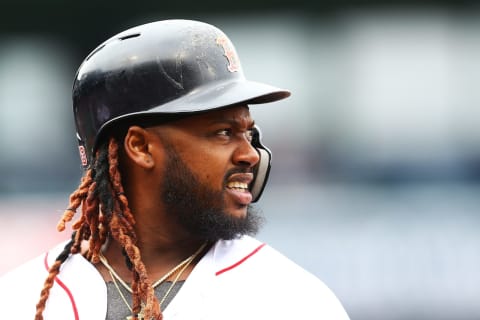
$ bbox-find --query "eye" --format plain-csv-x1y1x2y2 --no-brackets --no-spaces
214,127,254,142
246,129,254,142
216,128,232,137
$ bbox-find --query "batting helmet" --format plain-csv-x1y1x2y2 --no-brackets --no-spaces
73,19,290,201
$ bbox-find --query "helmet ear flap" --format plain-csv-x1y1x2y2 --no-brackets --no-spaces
250,126,272,202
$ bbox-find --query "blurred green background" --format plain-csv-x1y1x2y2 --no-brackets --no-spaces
1,1,480,319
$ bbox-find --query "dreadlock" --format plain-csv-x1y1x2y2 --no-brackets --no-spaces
35,137,162,320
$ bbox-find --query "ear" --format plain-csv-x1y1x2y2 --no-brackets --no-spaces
123,126,155,169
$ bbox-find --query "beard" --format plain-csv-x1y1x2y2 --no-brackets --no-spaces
161,146,263,242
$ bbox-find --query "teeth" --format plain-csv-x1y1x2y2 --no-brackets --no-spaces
227,181,249,190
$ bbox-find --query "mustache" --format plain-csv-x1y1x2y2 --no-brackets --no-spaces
223,167,253,184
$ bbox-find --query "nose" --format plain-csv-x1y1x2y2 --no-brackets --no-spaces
233,135,260,168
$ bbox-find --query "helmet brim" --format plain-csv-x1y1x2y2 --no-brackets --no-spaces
146,78,290,114
101,78,290,131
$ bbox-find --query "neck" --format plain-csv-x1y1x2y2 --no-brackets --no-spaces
134,207,205,263
135,235,205,268
102,236,206,278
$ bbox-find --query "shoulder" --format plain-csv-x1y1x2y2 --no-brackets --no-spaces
0,242,65,317
0,240,72,286
213,236,319,281
0,241,107,320
210,236,350,319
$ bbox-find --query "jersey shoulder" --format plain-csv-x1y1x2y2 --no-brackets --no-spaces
211,236,350,319
0,244,59,317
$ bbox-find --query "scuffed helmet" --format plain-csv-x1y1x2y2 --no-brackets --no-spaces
73,19,290,201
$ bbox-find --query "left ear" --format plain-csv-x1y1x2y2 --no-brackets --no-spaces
123,126,155,169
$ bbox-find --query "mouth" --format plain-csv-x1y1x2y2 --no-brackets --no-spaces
226,181,249,192
225,172,254,206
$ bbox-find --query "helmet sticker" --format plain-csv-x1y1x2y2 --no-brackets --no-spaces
78,145,88,167
216,35,240,73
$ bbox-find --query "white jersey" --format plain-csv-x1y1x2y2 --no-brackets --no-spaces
0,236,349,319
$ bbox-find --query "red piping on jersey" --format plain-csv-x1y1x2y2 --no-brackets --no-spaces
215,243,266,276
44,252,80,320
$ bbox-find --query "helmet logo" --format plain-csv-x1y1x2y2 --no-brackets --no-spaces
78,145,88,167
216,35,240,73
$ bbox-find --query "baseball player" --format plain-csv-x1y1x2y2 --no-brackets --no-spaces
0,20,350,320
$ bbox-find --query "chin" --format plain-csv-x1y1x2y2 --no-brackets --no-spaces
227,206,249,219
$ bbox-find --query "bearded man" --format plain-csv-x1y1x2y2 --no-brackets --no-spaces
0,19,350,320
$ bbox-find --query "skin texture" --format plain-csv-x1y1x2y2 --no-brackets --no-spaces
99,104,261,281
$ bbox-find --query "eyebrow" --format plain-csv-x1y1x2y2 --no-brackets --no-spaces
208,118,255,128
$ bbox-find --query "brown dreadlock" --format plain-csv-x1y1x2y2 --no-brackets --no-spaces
35,137,162,320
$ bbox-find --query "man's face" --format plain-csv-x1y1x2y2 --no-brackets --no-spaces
151,105,264,240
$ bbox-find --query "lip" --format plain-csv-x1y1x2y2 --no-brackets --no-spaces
225,172,254,205
226,172,254,185
225,188,253,206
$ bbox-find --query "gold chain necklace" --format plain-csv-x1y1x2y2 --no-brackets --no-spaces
99,243,207,319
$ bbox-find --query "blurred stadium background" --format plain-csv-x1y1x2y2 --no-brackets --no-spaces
1,1,479,319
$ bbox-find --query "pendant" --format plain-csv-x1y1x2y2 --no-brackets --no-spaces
126,307,145,320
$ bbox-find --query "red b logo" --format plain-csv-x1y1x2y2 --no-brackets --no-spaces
216,35,240,73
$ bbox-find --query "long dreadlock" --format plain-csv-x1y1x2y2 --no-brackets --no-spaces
35,137,162,320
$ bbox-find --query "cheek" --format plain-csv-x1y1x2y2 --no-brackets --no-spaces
174,142,233,184
196,160,222,183
195,151,229,183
